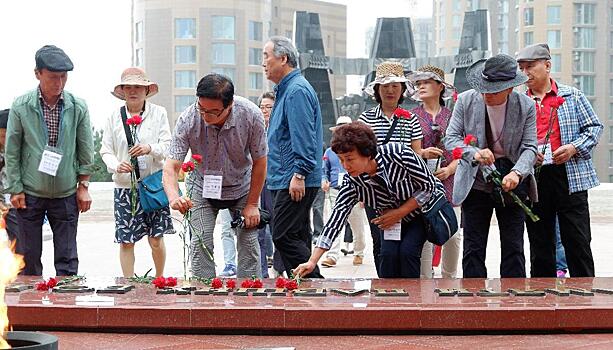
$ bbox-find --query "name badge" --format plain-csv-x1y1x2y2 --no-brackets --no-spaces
540,143,553,165
202,173,223,199
4,194,10,204
38,148,63,176
383,222,402,241
337,172,346,187
137,156,148,171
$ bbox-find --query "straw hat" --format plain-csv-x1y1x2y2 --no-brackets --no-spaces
111,67,159,100
364,61,414,97
406,64,456,101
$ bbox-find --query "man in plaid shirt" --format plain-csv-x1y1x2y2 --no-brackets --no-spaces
518,43,603,278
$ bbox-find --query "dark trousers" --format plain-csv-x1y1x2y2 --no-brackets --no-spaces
379,218,427,278
364,205,381,276
526,164,594,277
5,208,22,254
462,189,526,278
271,187,323,278
258,188,274,278
16,193,79,276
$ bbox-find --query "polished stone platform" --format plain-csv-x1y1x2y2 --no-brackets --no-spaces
6,277,613,333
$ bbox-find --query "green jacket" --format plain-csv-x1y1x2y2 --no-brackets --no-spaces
5,89,94,198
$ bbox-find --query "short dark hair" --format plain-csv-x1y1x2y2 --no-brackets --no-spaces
373,83,407,105
196,73,234,108
331,122,378,159
258,91,275,106
0,109,9,129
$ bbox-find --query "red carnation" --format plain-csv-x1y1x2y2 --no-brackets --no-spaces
125,117,133,126
211,278,223,289
252,279,263,288
35,281,49,291
131,115,143,125
241,280,254,288
165,277,177,287
452,147,464,160
181,161,195,173
152,276,167,289
46,277,58,288
549,96,565,109
275,277,287,289
285,279,298,291
192,154,203,163
463,134,477,146
393,107,411,119
452,90,458,102
225,279,236,289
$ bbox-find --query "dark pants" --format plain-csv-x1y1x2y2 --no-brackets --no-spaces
5,208,22,254
364,205,381,276
462,189,526,278
16,193,79,276
379,218,427,278
526,164,594,277
311,188,325,240
258,188,274,278
271,187,323,278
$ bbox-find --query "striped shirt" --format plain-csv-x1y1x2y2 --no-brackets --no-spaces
315,142,445,250
38,88,63,147
358,105,423,145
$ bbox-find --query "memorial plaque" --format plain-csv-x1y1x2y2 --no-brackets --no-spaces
212,288,230,296
234,288,257,296
507,289,546,296
97,285,134,294
435,288,474,297
156,288,176,295
252,288,269,296
372,289,408,297
544,288,571,297
476,289,510,297
293,288,327,297
52,285,94,294
194,288,212,295
331,288,369,296
592,288,613,295
174,287,192,295
569,288,594,296
5,284,33,293
264,288,287,296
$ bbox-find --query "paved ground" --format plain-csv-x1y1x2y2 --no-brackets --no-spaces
37,182,613,279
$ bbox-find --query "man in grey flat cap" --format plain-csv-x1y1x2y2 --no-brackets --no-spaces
5,45,94,276
517,43,603,278
444,54,537,278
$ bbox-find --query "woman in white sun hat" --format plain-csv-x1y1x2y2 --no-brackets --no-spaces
100,67,174,278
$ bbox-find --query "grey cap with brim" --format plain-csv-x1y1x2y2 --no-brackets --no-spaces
466,54,528,94
516,43,551,62
35,45,74,72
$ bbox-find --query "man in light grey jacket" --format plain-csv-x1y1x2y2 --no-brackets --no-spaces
444,54,537,278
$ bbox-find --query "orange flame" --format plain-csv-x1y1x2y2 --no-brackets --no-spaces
1,229,25,348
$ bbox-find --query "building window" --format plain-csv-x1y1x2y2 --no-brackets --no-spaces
249,21,263,41
248,96,259,105
175,70,196,89
610,55,613,73
175,18,196,39
523,7,534,26
175,95,195,113
453,1,461,12
547,30,561,49
609,103,613,120
575,3,596,25
285,30,292,39
211,67,235,81
610,79,613,97
452,15,461,28
551,54,561,73
453,29,461,40
212,43,235,64
523,31,534,46
609,175,613,183
135,48,143,67
609,126,613,144
574,75,595,96
249,48,262,65
573,52,594,73
175,46,196,64
212,16,235,40
547,6,561,25
609,150,613,167
574,28,595,48
249,72,263,90
135,21,143,43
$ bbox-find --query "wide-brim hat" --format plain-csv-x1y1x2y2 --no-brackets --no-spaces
111,67,159,100
406,64,456,101
363,61,415,97
329,115,352,131
466,54,528,93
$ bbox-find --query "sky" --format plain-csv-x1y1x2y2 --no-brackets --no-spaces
0,0,432,129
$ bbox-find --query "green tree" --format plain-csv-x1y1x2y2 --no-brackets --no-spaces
90,128,112,182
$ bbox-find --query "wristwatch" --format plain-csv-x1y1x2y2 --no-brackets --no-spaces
293,173,306,180
78,180,90,188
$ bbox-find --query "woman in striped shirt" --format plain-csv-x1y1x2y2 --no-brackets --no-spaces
358,61,423,276
293,122,445,278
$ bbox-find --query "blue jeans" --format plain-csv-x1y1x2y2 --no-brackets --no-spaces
219,209,236,267
555,217,567,271
378,218,427,278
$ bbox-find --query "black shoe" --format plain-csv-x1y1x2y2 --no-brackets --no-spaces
341,248,348,256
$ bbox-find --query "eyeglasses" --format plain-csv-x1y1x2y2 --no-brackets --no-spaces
260,105,273,110
195,102,226,118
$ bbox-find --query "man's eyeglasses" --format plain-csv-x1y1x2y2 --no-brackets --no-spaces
195,102,226,118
